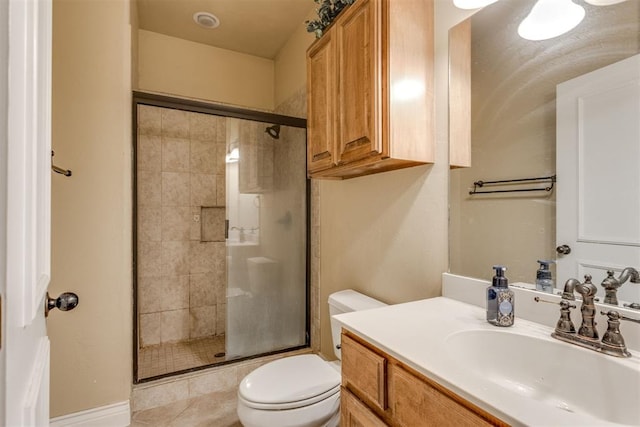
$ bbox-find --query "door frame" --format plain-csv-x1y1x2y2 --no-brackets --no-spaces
3,0,53,424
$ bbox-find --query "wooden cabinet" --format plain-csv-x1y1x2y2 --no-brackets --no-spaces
341,331,508,427
307,29,336,174
448,19,472,168
341,333,386,412
306,0,434,179
342,387,388,427
238,120,274,193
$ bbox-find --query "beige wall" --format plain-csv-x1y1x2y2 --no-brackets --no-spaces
318,1,475,359
274,8,316,109
138,30,275,111
50,0,132,417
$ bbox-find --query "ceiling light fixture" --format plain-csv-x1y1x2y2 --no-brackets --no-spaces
517,0,585,41
584,0,628,5
193,12,220,29
453,0,499,9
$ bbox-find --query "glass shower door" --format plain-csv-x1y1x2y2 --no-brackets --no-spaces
225,118,307,359
134,94,308,382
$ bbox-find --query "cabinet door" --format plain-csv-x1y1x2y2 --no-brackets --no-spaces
342,388,388,427
341,333,387,413
307,29,336,174
388,364,494,427
335,0,383,165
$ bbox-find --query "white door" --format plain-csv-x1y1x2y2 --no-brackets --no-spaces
2,0,53,425
556,54,640,305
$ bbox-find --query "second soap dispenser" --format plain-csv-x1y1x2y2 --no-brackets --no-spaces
535,260,555,293
486,265,514,327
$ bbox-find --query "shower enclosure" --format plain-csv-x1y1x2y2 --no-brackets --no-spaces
133,93,308,382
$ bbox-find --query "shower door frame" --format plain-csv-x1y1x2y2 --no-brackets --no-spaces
131,91,310,384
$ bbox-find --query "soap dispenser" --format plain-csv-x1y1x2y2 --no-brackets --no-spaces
486,265,514,327
536,260,555,293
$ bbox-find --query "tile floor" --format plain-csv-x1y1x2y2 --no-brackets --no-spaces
130,389,241,427
138,335,228,379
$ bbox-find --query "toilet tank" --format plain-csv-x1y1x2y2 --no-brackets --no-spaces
328,290,387,360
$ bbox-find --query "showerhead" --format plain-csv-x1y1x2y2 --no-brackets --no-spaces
265,124,280,139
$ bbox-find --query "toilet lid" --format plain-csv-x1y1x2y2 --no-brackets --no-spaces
239,354,341,407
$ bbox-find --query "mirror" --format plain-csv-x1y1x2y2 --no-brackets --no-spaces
449,0,640,304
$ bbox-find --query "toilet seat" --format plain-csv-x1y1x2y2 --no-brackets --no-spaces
239,384,340,411
238,354,341,411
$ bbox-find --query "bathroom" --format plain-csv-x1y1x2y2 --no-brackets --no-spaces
3,0,637,425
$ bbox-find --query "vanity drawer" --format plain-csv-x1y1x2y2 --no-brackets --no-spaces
388,364,494,427
341,387,389,427
341,333,387,412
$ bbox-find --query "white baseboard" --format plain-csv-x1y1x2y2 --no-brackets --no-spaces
50,401,130,427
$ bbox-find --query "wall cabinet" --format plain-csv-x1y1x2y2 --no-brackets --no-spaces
306,0,434,179
341,331,508,426
448,19,472,168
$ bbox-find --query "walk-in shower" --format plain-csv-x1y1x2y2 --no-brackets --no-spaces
133,93,308,382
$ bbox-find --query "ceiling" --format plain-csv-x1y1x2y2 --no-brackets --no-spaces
136,0,316,59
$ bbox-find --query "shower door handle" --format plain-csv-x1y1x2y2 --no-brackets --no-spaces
45,291,79,317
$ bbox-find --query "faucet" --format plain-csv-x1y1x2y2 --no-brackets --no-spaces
600,267,640,305
543,274,638,358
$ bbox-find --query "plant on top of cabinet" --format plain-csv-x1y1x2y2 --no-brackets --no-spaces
306,0,356,39
306,0,434,179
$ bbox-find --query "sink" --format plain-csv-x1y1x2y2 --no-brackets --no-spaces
445,329,640,425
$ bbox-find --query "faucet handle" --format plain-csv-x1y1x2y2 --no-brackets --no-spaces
556,300,577,334
535,297,577,334
599,310,633,357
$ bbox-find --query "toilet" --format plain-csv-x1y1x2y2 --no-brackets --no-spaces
237,290,387,427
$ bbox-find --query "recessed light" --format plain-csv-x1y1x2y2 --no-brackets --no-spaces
193,12,220,29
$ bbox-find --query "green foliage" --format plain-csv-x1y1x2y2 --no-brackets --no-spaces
305,0,356,38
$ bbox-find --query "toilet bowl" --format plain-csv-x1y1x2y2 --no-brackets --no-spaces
237,290,387,427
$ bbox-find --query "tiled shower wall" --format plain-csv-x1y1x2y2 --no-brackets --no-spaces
137,105,227,347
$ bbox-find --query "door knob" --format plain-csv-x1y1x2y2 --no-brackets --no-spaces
556,245,572,255
45,292,79,317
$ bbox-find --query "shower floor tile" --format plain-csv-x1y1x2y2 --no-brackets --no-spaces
138,335,226,379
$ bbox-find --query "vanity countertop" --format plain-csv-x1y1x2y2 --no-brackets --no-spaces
333,296,640,426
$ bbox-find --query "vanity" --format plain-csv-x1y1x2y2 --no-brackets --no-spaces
341,328,503,426
334,281,640,426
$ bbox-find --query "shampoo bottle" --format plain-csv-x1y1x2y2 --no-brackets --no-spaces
486,265,514,327
536,260,555,293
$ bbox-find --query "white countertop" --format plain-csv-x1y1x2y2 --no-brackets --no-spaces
333,296,640,426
